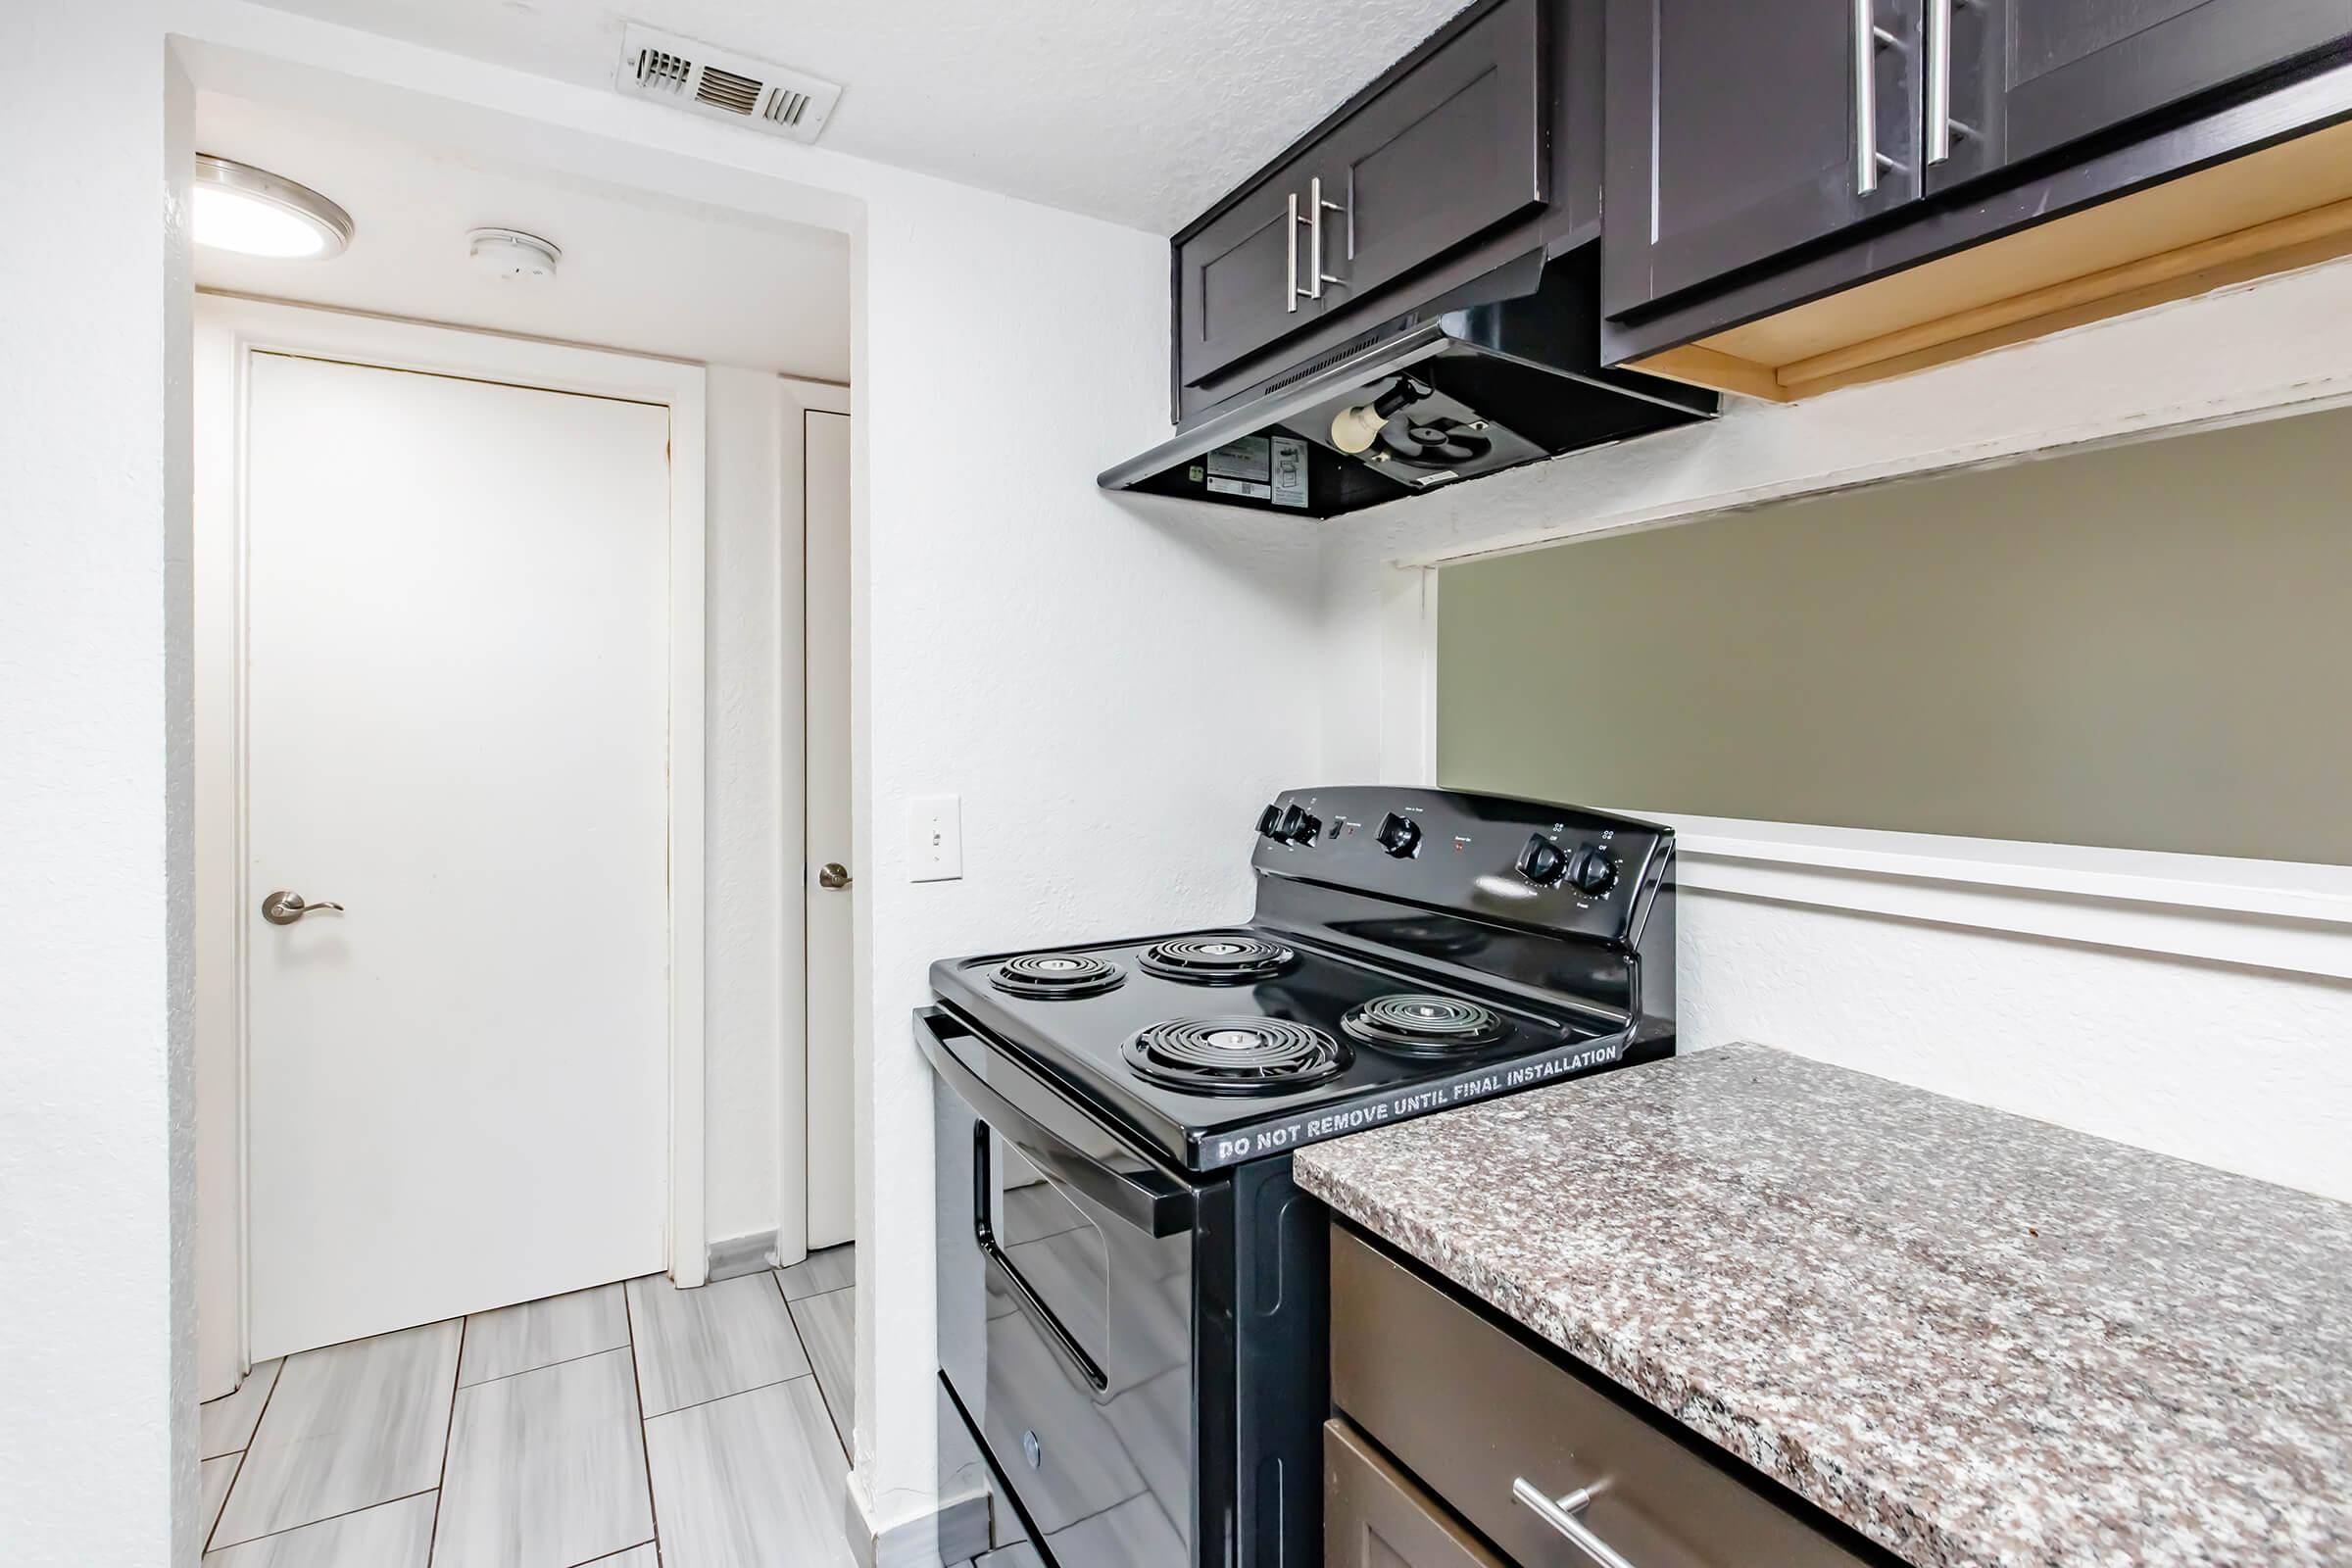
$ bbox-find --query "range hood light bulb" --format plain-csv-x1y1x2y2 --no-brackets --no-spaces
1330,401,1389,455
1331,377,1431,456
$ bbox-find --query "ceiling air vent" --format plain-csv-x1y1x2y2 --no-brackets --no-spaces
614,23,842,144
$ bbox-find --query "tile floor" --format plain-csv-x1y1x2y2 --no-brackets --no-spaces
198,1247,865,1567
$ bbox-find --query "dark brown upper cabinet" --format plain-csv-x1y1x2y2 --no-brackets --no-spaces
1600,0,2352,402
1315,0,1546,315
1171,0,1594,423
1177,155,1336,386
1602,0,1922,317
1932,0,2352,192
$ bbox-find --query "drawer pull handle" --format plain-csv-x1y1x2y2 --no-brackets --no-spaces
1512,1478,1639,1568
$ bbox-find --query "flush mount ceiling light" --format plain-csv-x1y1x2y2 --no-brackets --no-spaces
192,154,354,260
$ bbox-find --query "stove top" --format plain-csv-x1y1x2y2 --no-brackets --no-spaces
926,786,1678,1172
931,924,1620,1170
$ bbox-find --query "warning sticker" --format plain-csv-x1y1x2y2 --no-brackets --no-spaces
1206,476,1272,499
1270,436,1308,510
1206,436,1271,481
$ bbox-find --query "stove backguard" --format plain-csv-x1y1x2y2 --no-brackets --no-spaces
1250,786,1675,1040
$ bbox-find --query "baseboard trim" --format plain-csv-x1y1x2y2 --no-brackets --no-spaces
844,1484,993,1568
705,1228,779,1282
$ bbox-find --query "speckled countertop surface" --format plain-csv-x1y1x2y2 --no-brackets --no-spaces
1294,1043,2352,1568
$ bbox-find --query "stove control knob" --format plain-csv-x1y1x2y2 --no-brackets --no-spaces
1373,811,1421,858
1277,803,1320,845
1255,804,1282,838
1515,833,1566,886
1566,845,1620,896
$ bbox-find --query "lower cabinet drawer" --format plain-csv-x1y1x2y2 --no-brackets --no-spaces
1330,1225,1875,1568
1326,1419,1505,1568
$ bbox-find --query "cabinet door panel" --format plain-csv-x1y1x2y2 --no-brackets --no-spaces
1178,177,1316,388
1604,0,1923,317
1323,0,1548,313
1324,1421,1503,1568
1932,0,2352,192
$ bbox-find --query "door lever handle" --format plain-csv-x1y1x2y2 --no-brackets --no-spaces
261,890,344,925
817,862,852,890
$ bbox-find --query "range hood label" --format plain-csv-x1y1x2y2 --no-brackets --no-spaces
1270,436,1308,509
1205,437,1272,500
1196,1031,1634,1169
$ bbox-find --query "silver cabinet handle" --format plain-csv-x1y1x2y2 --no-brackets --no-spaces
261,890,343,925
1926,0,1952,164
1852,0,1904,195
817,862,852,890
1512,1478,1639,1568
1925,0,1977,166
1286,190,1300,313
1293,176,1347,304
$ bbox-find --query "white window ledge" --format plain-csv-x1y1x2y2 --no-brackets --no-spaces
1627,811,2352,981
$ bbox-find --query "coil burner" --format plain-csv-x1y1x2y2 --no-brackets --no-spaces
1340,994,1510,1057
1139,934,1298,985
1123,1016,1348,1096
990,952,1126,999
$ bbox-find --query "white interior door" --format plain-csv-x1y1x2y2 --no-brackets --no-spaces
244,350,672,1359
804,410,855,1249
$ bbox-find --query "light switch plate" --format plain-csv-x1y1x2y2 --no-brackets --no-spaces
908,794,962,882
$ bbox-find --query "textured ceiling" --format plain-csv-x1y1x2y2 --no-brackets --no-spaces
249,0,1472,231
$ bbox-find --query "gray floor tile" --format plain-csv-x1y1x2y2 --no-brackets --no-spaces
625,1271,808,1417
202,1492,437,1567
775,1243,856,1301
788,1285,854,1456
432,1347,653,1568
201,1359,282,1458
213,1321,460,1547
458,1283,629,1387
581,1548,659,1567
200,1454,239,1547
643,1378,852,1568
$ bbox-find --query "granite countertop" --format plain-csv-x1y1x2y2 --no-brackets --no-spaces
1294,1043,2352,1568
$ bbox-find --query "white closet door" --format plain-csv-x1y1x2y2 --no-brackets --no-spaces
244,351,671,1358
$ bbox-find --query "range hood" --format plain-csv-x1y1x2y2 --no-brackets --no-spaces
1100,248,1716,518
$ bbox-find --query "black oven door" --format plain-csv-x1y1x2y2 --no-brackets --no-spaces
922,1007,1197,1568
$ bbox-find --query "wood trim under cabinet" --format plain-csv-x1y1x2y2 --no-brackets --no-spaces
1632,116,2352,403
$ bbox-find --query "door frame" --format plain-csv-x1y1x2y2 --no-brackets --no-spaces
771,379,853,1271
194,294,710,1391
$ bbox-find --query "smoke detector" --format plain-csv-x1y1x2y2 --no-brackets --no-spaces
614,23,842,143
468,228,561,282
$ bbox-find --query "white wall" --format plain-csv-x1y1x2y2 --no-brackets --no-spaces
0,3,199,1563
25,0,1328,1551
853,182,1327,1530
704,367,792,1252
1320,255,2352,1205
1679,892,2352,1200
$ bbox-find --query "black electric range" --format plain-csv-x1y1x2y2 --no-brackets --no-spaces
920,786,1676,1568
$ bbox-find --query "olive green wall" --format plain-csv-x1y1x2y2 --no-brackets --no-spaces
1437,406,2352,864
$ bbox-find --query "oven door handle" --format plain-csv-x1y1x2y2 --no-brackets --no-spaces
916,1007,1196,1239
